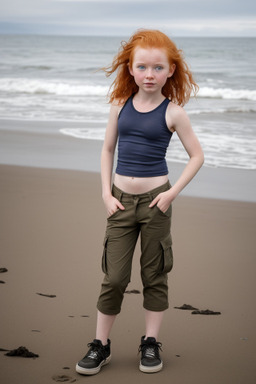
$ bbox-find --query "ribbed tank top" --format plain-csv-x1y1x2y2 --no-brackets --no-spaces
116,95,173,177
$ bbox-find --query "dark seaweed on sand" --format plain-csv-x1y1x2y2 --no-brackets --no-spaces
5,346,39,358
36,292,56,298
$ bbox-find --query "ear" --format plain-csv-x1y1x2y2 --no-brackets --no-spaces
168,63,176,78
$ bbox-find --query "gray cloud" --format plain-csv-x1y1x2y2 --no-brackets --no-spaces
0,0,255,36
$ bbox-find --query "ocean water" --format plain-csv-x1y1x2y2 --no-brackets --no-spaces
0,35,256,170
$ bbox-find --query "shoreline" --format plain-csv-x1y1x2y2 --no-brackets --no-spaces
0,119,256,202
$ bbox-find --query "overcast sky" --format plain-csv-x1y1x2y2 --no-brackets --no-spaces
0,0,255,36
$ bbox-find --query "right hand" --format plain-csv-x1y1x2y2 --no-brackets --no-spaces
103,195,125,218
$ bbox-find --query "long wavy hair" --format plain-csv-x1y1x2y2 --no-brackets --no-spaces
102,29,198,106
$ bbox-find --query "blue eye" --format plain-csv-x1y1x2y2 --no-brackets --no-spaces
138,65,145,70
155,66,163,71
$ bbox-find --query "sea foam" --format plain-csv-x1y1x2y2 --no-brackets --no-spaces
0,78,109,96
198,87,256,101
1,78,256,101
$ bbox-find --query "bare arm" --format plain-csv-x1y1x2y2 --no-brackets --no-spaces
169,106,204,197
101,104,125,216
149,104,204,211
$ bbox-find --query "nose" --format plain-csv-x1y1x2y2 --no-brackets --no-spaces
145,68,154,78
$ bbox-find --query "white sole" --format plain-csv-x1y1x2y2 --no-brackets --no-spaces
139,361,163,373
76,354,111,375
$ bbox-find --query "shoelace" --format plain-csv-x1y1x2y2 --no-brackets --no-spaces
144,347,156,358
86,342,106,361
138,341,162,359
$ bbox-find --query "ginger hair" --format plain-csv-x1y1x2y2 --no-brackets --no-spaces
102,29,198,107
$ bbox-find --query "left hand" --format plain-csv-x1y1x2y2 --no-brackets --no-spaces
148,191,174,213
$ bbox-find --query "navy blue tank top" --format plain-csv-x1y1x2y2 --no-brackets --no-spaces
116,95,173,177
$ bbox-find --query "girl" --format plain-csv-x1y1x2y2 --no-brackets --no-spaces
76,29,204,375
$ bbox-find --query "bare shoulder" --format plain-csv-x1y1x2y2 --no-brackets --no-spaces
109,102,121,116
105,99,125,134
166,102,190,132
106,102,122,127
111,99,125,116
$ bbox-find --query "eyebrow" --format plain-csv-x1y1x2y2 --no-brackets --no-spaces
135,61,165,65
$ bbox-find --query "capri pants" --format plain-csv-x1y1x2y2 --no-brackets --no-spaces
97,181,173,315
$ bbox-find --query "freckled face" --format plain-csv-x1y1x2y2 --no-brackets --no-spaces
129,47,175,93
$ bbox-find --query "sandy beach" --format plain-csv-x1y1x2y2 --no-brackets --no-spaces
1,163,256,384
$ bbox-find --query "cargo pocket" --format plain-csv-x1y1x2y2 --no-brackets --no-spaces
101,235,108,274
159,234,173,274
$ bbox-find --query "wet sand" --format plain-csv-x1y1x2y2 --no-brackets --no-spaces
0,118,256,202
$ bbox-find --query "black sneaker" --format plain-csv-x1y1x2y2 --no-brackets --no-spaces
76,339,111,375
139,336,163,373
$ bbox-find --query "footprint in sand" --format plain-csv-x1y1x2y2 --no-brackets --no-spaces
52,374,76,382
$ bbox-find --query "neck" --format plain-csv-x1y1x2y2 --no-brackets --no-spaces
132,92,166,113
133,90,165,105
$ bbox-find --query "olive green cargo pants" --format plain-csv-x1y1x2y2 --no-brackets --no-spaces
97,181,173,315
